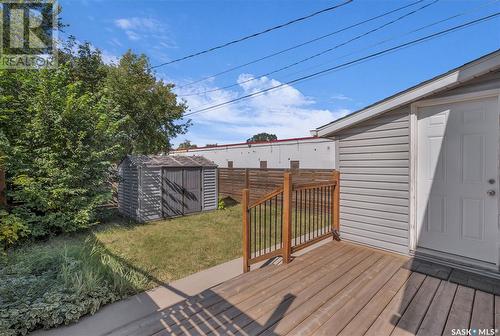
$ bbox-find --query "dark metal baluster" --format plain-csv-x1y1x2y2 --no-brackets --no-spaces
328,186,331,232
313,187,317,239
299,190,303,244
322,187,328,234
264,200,267,253
259,203,262,256
280,195,283,248
320,187,323,235
249,207,252,258
307,189,312,240
319,187,322,235
274,195,277,251
268,199,271,253
253,207,256,258
321,187,324,234
294,190,298,246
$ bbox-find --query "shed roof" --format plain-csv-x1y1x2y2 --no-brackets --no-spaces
125,155,217,168
313,49,500,137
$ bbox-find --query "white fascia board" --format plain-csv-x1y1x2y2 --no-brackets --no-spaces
316,52,500,137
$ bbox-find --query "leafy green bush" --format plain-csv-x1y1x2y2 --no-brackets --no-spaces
0,211,29,251
0,236,148,335
2,66,123,238
218,198,226,210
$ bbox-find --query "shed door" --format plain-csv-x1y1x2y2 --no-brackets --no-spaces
162,169,184,217
182,168,202,214
416,97,499,263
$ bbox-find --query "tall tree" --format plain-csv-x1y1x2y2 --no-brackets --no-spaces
177,140,197,150
247,133,277,143
105,51,189,156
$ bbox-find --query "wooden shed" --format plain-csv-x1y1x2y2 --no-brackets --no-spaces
118,155,218,222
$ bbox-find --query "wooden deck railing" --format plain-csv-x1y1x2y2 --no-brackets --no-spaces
220,168,336,204
242,171,340,272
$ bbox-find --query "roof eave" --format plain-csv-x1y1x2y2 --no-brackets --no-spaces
316,50,500,137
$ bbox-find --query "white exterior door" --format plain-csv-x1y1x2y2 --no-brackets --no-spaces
416,96,499,264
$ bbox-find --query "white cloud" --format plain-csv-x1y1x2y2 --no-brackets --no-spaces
114,17,160,30
174,74,351,143
113,16,176,49
331,93,352,101
125,30,141,41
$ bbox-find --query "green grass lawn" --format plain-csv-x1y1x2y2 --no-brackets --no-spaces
94,205,243,284
0,204,242,335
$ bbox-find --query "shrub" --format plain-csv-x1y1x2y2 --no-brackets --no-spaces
0,211,29,252
218,198,226,210
0,236,148,335
2,66,123,238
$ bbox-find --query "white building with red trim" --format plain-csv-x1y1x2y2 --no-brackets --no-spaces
171,136,336,169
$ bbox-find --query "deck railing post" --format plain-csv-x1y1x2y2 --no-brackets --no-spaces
332,170,341,240
282,172,292,263
242,188,250,272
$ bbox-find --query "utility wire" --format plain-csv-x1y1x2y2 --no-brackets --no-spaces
179,0,438,97
175,0,425,89
183,12,500,117
150,0,353,68
274,0,499,83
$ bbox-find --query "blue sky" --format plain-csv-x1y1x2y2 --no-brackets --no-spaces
59,0,500,147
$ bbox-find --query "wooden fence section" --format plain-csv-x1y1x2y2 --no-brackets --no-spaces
242,171,340,272
219,168,335,204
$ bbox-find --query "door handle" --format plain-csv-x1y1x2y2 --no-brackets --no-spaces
487,189,496,196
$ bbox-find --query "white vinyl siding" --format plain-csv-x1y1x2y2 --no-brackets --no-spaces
338,107,410,255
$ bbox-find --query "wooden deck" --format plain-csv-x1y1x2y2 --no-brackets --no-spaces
138,241,500,336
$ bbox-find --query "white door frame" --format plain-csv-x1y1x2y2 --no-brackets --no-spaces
409,88,500,269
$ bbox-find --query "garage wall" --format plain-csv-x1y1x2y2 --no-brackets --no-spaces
334,69,500,255
337,107,410,255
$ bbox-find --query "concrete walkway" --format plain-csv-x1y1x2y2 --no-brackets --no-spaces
32,257,246,336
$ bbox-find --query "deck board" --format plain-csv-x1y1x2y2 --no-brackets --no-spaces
442,285,474,335
416,281,457,336
391,276,441,336
141,240,500,336
470,290,494,330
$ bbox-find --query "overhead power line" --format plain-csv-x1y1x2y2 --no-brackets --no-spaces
183,12,500,117
274,0,499,84
175,0,425,89
150,0,353,69
179,0,439,97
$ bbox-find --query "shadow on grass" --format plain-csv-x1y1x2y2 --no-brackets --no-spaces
219,196,239,208
90,236,190,299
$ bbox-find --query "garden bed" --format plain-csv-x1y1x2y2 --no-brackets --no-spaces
0,205,242,335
